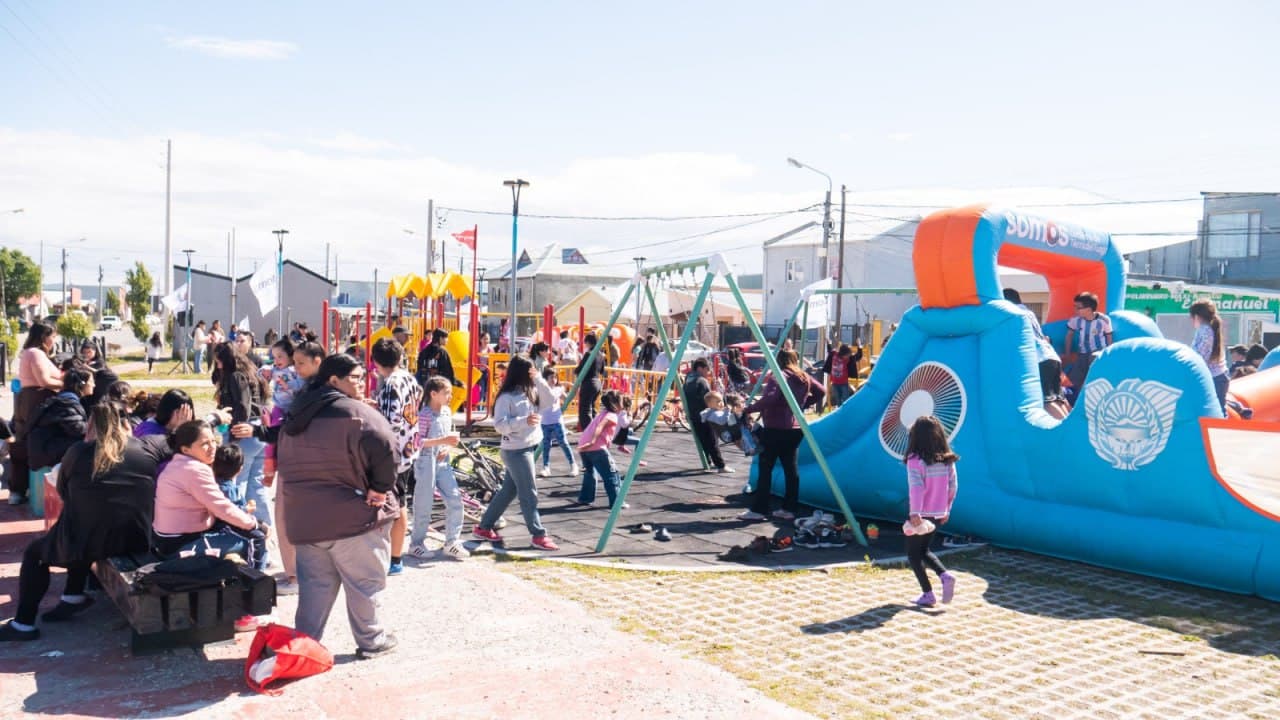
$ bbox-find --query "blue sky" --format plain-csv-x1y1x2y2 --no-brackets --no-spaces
2,1,1278,287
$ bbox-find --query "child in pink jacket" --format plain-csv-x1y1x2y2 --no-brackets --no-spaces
904,415,959,607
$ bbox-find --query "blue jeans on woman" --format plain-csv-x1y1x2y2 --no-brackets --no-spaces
224,428,272,563
479,446,546,538
540,422,575,470
1212,372,1229,415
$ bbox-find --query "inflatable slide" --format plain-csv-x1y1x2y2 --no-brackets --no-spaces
777,205,1280,599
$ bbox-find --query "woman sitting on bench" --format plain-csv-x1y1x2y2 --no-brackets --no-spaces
152,420,267,570
1,403,168,642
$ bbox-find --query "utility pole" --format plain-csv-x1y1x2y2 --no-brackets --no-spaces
164,139,172,305
60,248,67,315
633,257,646,329
180,248,195,373
324,242,330,281
834,184,847,341
426,198,435,276
229,228,237,329
97,264,104,327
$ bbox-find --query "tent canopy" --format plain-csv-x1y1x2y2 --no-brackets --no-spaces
385,272,474,301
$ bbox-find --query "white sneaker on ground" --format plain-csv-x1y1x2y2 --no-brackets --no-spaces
718,466,736,474
538,466,551,478
443,541,470,560
737,510,766,521
569,464,580,476
408,544,434,559
276,579,299,596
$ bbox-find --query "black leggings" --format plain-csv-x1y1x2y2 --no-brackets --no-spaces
577,381,600,431
905,526,947,593
16,536,90,625
751,427,803,514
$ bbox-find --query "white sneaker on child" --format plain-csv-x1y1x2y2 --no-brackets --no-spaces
408,544,433,559
443,541,470,560
538,466,551,478
569,464,580,476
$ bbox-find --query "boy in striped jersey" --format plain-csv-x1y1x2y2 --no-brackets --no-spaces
1063,291,1113,397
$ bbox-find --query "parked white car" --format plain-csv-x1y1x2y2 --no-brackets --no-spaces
99,315,123,330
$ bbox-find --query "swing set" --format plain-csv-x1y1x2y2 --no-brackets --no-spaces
746,286,918,403
559,253,870,552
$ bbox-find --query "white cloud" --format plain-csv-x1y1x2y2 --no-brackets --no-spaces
308,133,403,153
166,35,298,60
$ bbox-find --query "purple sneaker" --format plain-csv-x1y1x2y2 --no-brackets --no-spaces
913,591,937,607
940,573,956,604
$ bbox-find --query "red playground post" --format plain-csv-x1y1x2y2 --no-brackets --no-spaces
321,299,329,350
578,306,586,353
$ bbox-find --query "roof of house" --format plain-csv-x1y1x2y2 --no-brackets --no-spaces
489,244,631,280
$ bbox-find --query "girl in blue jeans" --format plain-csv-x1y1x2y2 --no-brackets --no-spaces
576,390,624,508
536,367,577,477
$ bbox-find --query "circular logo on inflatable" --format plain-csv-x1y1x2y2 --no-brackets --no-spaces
879,361,967,460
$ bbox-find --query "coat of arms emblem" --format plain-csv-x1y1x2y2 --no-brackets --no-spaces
1084,378,1182,471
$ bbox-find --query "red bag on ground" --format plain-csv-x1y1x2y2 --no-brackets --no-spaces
244,623,335,695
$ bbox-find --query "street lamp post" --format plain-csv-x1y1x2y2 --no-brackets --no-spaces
787,157,833,350
272,229,289,336
503,179,529,353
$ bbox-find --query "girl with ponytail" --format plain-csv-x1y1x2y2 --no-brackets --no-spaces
1190,300,1229,414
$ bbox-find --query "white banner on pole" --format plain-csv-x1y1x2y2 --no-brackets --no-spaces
249,261,279,315
800,277,833,329
160,283,189,312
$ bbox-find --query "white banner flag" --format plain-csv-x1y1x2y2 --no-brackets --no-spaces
249,261,279,316
238,316,250,332
160,283,189,312
799,277,834,329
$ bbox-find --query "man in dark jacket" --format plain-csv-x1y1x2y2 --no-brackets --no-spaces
416,329,461,388
28,365,93,470
272,353,400,658
684,358,731,473
575,333,606,431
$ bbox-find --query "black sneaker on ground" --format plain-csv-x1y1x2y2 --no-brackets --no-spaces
0,621,39,642
818,527,847,548
356,633,399,659
42,597,95,623
795,528,821,549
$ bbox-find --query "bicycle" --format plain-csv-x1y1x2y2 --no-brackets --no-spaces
450,439,504,504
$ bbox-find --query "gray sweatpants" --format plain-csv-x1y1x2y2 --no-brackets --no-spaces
294,524,392,651
480,446,546,537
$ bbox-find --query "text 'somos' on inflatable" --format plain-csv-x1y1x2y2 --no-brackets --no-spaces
778,205,1280,599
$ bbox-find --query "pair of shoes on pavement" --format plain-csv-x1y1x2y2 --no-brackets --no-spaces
356,632,398,660
42,596,95,623
913,573,957,607
473,526,559,551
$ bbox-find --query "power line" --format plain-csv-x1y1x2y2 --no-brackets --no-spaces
437,205,814,222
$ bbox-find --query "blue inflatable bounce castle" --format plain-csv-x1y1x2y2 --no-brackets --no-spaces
782,205,1280,600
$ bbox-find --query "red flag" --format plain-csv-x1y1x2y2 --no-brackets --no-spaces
452,227,476,251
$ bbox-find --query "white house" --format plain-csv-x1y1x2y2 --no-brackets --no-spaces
762,217,923,335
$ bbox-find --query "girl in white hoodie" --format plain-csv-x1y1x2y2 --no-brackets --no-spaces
472,354,558,551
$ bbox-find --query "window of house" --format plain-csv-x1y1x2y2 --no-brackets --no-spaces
1207,211,1261,259
516,286,523,303
785,258,805,284
492,287,502,303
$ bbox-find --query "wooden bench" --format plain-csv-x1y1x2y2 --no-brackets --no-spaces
93,552,276,653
